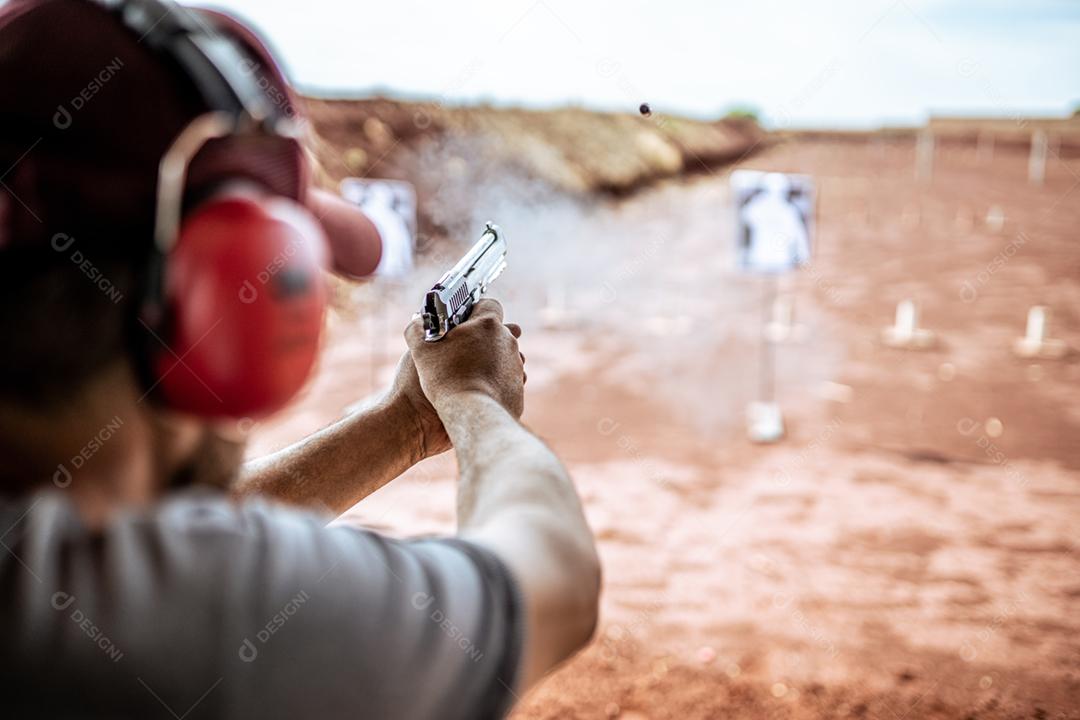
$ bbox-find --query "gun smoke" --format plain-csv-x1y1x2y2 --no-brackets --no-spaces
347,134,842,437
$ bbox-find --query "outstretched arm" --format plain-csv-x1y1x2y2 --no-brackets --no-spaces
406,300,601,693
234,353,450,515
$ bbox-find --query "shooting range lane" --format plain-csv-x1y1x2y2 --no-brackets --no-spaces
249,134,1080,718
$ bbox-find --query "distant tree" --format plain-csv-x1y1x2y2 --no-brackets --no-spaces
723,104,761,123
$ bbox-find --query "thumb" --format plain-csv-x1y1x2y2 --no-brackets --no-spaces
405,315,426,349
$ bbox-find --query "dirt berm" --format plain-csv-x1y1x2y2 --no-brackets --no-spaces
303,97,763,237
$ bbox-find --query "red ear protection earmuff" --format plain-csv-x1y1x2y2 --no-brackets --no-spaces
115,0,331,419
152,191,328,418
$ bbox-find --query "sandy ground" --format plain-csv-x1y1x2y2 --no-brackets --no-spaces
249,136,1080,719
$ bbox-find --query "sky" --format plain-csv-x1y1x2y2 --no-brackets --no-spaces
194,0,1078,128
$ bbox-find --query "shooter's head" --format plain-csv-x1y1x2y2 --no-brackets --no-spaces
0,0,380,505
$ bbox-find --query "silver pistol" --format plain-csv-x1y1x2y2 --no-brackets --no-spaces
421,222,507,342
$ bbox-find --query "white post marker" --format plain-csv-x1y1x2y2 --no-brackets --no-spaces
746,401,785,444
882,299,936,350
915,130,934,182
1013,306,1067,359
1028,129,1048,186
976,132,994,164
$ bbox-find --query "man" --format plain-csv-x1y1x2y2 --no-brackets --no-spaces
0,1,601,718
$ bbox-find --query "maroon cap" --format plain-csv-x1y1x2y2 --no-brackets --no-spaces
0,0,381,275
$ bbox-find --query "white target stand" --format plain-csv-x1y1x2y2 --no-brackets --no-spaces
764,292,806,343
1013,306,1067,359
730,171,812,444
881,299,936,350
748,276,786,444
730,170,816,445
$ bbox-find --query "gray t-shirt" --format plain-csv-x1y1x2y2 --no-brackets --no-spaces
0,489,522,719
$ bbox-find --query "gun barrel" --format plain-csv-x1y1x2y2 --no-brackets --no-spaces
444,224,500,281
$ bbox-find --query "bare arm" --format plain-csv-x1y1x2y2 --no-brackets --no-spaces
440,392,600,690
235,353,450,515
406,301,601,693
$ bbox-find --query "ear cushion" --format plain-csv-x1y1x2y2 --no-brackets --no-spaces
154,195,329,418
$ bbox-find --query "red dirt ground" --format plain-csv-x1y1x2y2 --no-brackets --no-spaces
249,135,1080,719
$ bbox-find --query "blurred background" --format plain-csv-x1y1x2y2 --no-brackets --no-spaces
201,0,1080,717
189,0,1078,128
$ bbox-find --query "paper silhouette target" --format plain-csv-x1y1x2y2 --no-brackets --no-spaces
732,170,814,273
340,178,417,278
